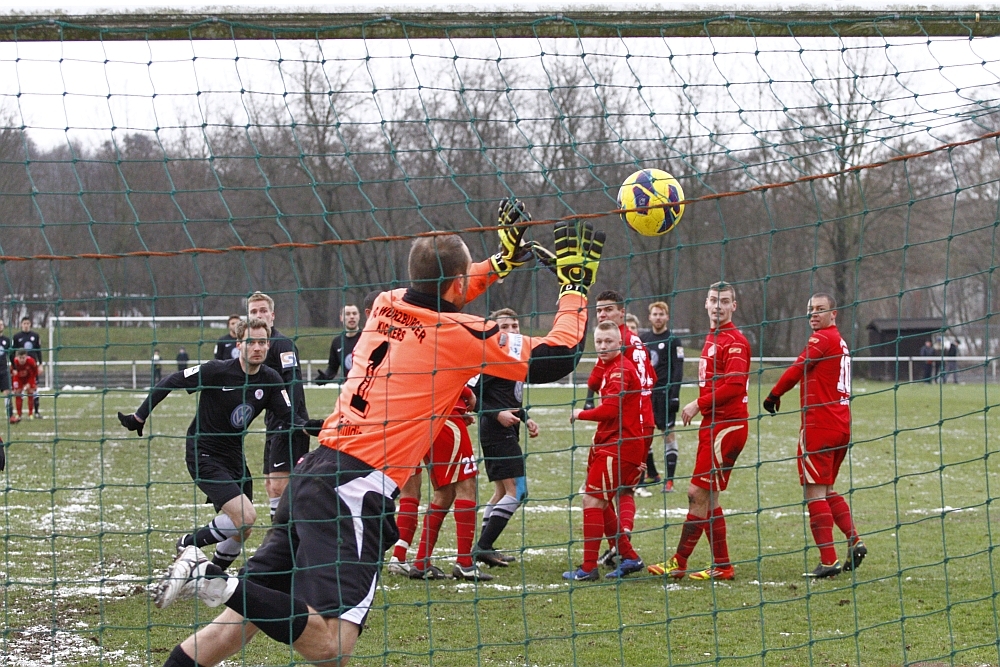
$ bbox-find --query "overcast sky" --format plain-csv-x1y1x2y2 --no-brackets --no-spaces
0,4,997,152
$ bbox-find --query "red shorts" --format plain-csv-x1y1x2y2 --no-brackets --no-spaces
12,378,36,392
797,427,851,486
692,419,748,492
424,417,477,489
584,451,644,502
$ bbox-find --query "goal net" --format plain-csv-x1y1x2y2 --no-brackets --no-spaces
1,8,999,667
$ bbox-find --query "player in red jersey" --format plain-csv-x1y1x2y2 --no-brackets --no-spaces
764,293,865,578
584,291,656,567
402,386,492,581
648,282,750,581
10,350,39,423
149,203,604,667
566,321,646,581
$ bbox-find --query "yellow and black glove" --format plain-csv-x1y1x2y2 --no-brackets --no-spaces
489,199,534,279
531,221,605,298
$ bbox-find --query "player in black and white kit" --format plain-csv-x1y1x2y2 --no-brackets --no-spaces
0,321,11,419
247,292,311,519
472,308,539,567
118,318,317,570
640,301,685,493
214,315,243,361
315,303,362,384
11,318,42,417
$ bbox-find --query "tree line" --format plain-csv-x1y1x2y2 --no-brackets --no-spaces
1,47,998,356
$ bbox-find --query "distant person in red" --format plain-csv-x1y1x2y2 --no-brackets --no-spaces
10,349,39,423
648,282,750,581
565,321,646,581
763,293,864,578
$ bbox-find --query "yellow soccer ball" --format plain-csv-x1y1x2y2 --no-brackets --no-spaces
617,169,685,236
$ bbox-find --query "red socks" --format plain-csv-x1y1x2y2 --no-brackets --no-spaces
675,512,706,569
414,503,447,567
807,499,837,565
392,496,420,562
582,507,604,572
707,506,730,568
618,493,636,534
601,503,637,560
453,499,476,568
826,492,859,543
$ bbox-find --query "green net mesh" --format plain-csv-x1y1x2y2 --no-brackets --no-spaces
2,14,1000,667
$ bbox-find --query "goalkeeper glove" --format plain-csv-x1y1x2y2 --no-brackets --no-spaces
762,393,780,414
118,411,145,436
489,199,534,279
532,221,605,298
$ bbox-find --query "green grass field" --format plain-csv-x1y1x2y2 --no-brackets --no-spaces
46,326,336,364
3,379,1000,666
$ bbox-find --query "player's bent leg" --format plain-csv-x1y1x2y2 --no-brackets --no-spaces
265,471,290,504
292,616,361,667
169,608,261,667
220,494,257,536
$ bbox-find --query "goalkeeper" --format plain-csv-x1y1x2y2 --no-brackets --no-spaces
150,201,604,667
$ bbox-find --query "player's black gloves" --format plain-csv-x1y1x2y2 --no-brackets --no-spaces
583,389,595,411
304,419,325,437
0,437,5,472
314,369,333,386
669,397,680,412
118,411,144,436
531,221,605,298
762,393,780,414
489,199,534,279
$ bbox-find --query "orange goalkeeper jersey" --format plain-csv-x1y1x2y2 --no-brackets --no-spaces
318,259,588,488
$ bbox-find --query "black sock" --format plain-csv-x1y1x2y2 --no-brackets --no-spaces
224,579,310,645
33,395,39,414
477,513,511,552
645,451,659,479
163,645,204,667
666,453,678,482
212,552,239,570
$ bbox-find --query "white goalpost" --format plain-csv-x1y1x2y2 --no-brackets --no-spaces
46,315,234,390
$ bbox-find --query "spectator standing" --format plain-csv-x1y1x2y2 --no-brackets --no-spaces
176,347,190,372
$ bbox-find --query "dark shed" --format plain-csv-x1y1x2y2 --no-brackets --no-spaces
866,319,946,381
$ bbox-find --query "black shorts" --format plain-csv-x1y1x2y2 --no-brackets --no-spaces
651,385,677,432
481,436,525,482
0,370,9,392
263,429,311,474
245,447,399,627
185,448,252,512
